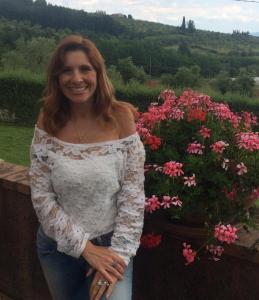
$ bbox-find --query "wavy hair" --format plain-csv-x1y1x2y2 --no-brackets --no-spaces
41,35,134,135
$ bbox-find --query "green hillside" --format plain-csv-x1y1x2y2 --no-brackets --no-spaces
1,0,259,78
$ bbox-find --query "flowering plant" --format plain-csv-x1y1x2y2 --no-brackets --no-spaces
137,89,259,264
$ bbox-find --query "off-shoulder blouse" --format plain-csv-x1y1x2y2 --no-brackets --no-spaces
29,126,145,264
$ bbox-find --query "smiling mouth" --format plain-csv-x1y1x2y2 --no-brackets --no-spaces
69,86,89,94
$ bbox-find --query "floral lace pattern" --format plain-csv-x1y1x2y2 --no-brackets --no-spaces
29,127,145,263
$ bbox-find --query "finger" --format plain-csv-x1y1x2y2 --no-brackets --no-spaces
90,277,103,300
107,265,124,280
106,282,116,299
111,254,127,269
90,273,100,298
95,284,107,300
90,285,100,300
112,262,125,277
113,263,124,275
99,269,114,284
86,267,94,277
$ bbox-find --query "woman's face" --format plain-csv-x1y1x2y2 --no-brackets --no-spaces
58,50,97,105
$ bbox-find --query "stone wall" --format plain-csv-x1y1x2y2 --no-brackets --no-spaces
0,162,51,300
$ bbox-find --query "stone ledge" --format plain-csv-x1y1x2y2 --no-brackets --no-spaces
0,162,30,195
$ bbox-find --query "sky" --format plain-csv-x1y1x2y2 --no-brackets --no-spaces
47,0,259,34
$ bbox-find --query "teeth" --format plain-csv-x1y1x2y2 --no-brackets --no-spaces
70,87,87,93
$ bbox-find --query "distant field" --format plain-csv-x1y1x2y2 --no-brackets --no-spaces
0,123,33,166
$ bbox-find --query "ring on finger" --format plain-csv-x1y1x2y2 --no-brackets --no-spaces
111,261,118,269
97,279,110,287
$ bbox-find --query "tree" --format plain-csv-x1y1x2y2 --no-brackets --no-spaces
1,37,56,73
180,16,186,32
178,40,191,56
213,71,232,94
187,20,196,33
107,65,123,84
160,73,174,87
174,65,201,88
117,56,148,83
34,0,47,5
233,71,255,96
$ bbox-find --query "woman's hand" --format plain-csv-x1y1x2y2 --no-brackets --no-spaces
82,241,126,283
90,271,118,300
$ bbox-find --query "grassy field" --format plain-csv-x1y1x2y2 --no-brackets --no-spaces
0,122,34,166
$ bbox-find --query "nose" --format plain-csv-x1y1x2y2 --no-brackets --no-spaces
72,69,83,83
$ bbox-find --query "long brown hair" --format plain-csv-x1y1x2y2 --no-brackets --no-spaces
41,35,135,135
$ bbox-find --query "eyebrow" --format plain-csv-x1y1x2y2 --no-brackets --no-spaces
63,63,93,68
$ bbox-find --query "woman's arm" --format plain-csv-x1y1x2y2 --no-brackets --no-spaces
29,125,90,258
109,106,146,265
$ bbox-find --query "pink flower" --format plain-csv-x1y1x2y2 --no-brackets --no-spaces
144,134,161,150
211,141,229,154
172,196,183,207
236,162,248,175
187,108,206,122
214,224,238,244
140,233,162,248
199,125,211,139
237,132,259,152
187,142,204,155
242,111,258,129
163,161,184,177
159,89,176,103
169,108,184,121
206,244,224,261
223,186,237,201
145,195,160,213
209,102,241,128
161,196,173,209
182,243,197,265
136,124,149,137
222,158,230,171
144,164,152,174
183,174,196,187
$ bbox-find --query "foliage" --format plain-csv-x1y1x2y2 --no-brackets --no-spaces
174,65,201,88
117,56,148,83
138,89,259,264
1,37,56,73
2,2,259,79
187,20,196,33
0,70,44,124
233,71,255,97
211,71,232,95
180,16,186,33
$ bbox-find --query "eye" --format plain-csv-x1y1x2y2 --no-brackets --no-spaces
61,67,72,74
80,65,93,73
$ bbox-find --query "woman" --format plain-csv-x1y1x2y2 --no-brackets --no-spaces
29,35,145,300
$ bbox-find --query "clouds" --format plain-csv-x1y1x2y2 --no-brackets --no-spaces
47,0,259,33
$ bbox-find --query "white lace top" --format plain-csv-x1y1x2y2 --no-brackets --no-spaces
29,126,145,264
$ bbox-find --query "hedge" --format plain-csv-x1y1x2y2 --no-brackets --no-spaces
0,70,45,125
0,71,258,126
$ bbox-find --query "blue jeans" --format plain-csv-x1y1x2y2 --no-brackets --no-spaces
36,226,133,300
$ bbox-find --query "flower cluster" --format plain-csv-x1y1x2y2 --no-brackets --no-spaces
140,233,162,248
138,89,259,264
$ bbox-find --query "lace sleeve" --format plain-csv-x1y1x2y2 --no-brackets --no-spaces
109,134,146,265
29,129,89,258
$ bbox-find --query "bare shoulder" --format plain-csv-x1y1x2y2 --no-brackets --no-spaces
113,102,136,139
36,111,45,130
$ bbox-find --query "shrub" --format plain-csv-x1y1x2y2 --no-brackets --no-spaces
139,89,259,264
0,70,45,125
